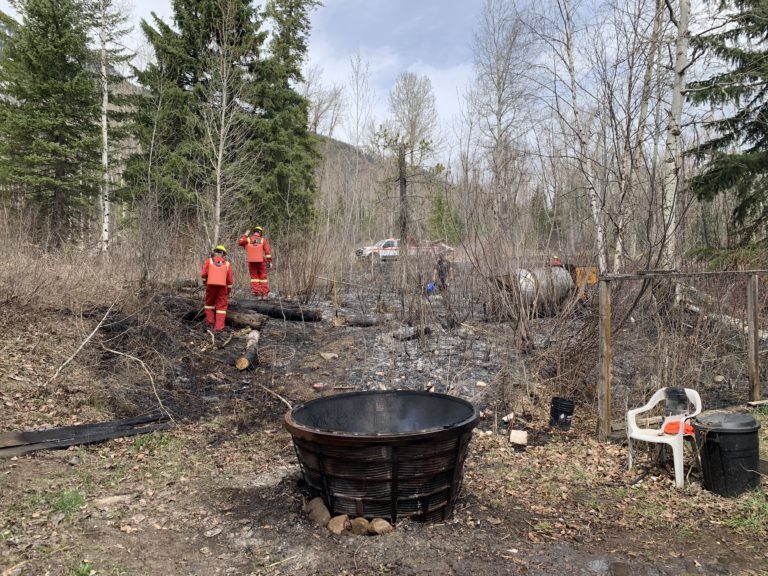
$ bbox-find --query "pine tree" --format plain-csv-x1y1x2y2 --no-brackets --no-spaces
247,0,320,229
688,0,768,242
0,0,99,244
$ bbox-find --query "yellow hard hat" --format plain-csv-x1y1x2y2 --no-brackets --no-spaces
214,244,227,255
253,226,263,234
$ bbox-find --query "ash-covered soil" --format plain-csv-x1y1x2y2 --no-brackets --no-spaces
1,283,767,576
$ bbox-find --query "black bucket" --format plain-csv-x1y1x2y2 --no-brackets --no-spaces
549,397,575,430
693,413,761,497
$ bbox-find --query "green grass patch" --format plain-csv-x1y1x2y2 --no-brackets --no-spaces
51,490,85,514
723,490,768,535
132,431,170,454
70,561,94,576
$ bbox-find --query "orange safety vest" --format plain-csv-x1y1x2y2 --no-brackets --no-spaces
245,236,265,263
207,258,230,286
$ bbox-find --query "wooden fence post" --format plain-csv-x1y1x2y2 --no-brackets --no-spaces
598,279,612,440
747,274,760,402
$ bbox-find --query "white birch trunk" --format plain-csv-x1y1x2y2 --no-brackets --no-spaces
661,0,690,270
99,2,110,253
563,0,608,275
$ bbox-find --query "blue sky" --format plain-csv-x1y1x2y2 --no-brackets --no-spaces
0,0,482,133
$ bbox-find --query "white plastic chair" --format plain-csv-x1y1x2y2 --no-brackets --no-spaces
627,387,702,488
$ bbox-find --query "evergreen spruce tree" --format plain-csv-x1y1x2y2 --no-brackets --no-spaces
248,0,320,229
126,0,264,216
0,0,99,244
427,187,463,245
688,0,768,242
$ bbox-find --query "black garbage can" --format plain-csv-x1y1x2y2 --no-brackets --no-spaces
693,413,761,497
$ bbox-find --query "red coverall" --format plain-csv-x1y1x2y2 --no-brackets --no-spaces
238,232,272,297
201,255,234,331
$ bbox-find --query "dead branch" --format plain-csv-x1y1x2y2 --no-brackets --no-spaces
101,345,175,424
46,302,116,387
255,381,292,410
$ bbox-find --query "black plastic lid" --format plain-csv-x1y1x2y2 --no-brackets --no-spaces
693,413,761,433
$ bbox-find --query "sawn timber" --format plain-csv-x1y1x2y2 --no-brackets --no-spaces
0,411,172,457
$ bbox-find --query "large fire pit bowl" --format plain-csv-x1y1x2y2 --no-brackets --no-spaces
284,390,479,523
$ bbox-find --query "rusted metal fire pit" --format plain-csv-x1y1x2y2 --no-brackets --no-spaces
284,390,479,523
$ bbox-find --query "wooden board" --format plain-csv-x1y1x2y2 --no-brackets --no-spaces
0,412,166,448
0,412,171,457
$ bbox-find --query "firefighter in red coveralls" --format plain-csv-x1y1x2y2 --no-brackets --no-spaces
238,226,272,298
201,245,234,332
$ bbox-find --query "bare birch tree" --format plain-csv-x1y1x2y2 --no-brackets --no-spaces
471,0,531,221
659,0,689,270
90,0,131,252
198,0,259,246
388,71,439,164
301,64,344,138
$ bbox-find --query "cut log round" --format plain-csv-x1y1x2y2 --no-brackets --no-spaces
236,329,261,370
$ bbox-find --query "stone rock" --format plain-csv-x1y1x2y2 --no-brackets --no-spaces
327,514,349,535
368,518,394,535
303,497,331,527
349,517,370,535
508,430,528,446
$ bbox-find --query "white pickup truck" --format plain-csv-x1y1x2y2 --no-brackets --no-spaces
355,238,401,262
355,239,455,262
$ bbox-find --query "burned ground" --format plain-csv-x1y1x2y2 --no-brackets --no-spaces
1,282,767,576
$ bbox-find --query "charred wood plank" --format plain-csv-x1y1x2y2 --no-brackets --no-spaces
0,411,167,448
233,299,322,322
0,422,172,457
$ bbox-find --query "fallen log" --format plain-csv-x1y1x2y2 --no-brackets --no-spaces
392,326,432,341
234,299,322,322
160,294,270,329
0,412,172,458
341,314,383,327
236,329,261,370
226,310,269,330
